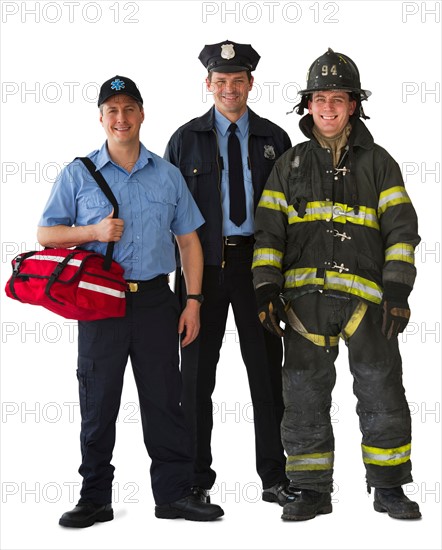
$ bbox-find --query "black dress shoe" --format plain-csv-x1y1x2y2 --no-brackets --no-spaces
282,489,332,521
155,494,224,521
262,480,297,506
59,502,113,528
191,486,211,503
374,486,422,519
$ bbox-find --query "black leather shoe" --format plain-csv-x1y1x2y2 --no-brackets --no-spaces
282,489,332,521
374,486,421,519
59,502,113,528
191,486,211,503
155,495,224,521
262,481,297,506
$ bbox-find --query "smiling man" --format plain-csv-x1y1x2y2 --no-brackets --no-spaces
37,75,224,526
165,40,294,509
252,49,421,522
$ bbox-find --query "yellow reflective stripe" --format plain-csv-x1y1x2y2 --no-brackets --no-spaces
324,272,383,304
333,204,379,230
258,190,288,214
362,443,411,466
287,201,379,230
286,452,334,471
288,201,331,224
252,248,283,269
385,243,415,265
340,301,368,340
284,268,323,287
284,269,383,304
378,186,411,216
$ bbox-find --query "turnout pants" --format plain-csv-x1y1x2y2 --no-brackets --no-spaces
282,291,413,493
179,244,286,490
77,277,193,506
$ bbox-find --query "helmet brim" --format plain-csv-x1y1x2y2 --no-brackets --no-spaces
299,85,371,100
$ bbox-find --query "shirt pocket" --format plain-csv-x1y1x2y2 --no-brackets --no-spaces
179,162,215,200
84,189,119,221
144,188,177,229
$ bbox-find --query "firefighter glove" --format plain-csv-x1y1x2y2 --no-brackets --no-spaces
255,283,287,337
381,282,412,340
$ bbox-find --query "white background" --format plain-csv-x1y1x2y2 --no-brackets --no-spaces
1,1,441,549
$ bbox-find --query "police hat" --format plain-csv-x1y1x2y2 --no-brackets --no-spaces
97,75,143,107
199,40,260,73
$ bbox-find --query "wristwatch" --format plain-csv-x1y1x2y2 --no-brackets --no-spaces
186,294,204,304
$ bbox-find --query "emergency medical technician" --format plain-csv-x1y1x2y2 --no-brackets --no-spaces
37,76,224,526
252,49,421,521
165,41,294,506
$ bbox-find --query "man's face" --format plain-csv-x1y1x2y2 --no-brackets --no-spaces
100,95,144,146
308,90,356,138
206,71,253,120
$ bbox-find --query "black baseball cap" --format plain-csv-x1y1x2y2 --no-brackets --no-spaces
199,40,260,73
97,75,143,107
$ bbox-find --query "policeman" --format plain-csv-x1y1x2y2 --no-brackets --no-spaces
37,75,224,526
253,49,422,521
165,41,294,506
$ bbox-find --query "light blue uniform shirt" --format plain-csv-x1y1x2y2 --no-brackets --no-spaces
39,142,205,280
214,109,254,236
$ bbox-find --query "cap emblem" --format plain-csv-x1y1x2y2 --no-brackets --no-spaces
221,43,235,60
111,78,125,91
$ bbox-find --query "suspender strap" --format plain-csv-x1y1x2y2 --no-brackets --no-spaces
285,299,368,347
76,157,119,271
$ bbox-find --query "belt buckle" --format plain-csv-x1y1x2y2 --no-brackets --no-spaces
225,237,237,247
127,282,139,292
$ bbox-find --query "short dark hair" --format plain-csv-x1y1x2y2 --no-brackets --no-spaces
207,70,252,83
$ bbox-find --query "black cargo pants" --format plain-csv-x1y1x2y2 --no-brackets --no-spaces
77,277,193,506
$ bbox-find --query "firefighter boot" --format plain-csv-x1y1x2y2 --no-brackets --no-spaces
281,489,332,521
373,487,421,520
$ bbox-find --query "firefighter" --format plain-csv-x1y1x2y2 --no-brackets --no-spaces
252,48,422,521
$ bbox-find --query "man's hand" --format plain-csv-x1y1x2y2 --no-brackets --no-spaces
381,282,412,339
94,210,124,242
255,283,287,337
178,300,201,347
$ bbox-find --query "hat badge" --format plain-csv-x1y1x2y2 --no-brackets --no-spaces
111,78,125,91
221,43,235,60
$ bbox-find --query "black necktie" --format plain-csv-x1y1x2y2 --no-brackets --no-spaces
228,123,246,227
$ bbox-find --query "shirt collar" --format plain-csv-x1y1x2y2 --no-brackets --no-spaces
94,141,154,173
214,109,249,138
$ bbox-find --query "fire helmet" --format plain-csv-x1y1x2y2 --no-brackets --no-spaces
294,48,371,118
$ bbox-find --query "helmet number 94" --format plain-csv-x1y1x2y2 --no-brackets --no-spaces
322,64,338,76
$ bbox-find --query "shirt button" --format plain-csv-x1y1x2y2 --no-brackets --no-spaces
193,168,198,174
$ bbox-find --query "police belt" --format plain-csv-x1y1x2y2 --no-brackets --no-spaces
126,275,169,293
223,235,255,247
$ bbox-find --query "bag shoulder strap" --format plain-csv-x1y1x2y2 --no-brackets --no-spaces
77,157,119,218
76,156,118,271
